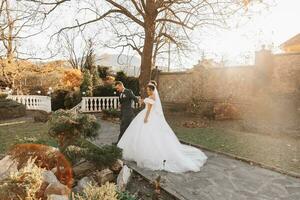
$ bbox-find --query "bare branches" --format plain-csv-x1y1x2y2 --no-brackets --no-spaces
24,0,71,15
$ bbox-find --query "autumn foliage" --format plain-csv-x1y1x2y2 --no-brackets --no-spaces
61,69,83,90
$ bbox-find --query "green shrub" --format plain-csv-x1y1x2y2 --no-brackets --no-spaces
48,110,100,152
64,90,82,109
115,71,139,95
98,66,112,79
125,76,139,96
51,89,69,111
93,84,116,97
85,145,122,168
33,110,50,123
64,145,88,165
118,191,137,200
0,99,26,120
102,108,120,119
115,71,127,83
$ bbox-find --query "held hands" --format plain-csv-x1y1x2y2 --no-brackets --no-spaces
138,97,144,105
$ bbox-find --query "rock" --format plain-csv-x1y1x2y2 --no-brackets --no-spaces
42,170,59,184
0,155,18,181
92,168,114,185
44,182,70,197
73,176,95,193
117,165,132,191
110,159,124,173
47,194,68,200
73,161,97,179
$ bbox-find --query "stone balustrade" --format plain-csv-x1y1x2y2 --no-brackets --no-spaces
7,95,52,113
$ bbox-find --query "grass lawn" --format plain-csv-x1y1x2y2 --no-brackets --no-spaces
0,121,56,154
174,126,300,175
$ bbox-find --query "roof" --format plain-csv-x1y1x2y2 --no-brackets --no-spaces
280,33,300,48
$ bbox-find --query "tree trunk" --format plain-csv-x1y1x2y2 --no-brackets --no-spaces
139,2,157,98
139,29,154,97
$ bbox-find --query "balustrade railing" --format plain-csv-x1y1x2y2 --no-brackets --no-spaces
81,96,140,113
7,95,52,113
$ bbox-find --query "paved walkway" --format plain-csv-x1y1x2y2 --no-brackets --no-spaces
93,120,300,200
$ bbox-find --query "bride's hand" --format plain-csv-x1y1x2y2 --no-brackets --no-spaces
144,118,148,123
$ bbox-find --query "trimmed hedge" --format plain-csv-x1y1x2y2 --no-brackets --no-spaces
0,99,26,120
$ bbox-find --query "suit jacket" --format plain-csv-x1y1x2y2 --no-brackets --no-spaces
119,88,138,119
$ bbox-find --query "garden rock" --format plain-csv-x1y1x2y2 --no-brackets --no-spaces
47,194,69,200
110,159,124,173
73,161,97,178
51,166,65,174
92,168,114,185
73,176,95,193
44,182,70,197
0,155,18,181
117,165,132,191
42,170,59,184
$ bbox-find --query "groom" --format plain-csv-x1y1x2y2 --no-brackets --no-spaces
115,81,139,142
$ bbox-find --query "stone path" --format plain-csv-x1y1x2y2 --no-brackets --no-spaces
93,120,300,200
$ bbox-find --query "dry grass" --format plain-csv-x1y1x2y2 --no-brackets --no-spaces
0,158,44,200
73,182,118,200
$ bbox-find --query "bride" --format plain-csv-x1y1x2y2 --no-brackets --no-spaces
117,82,207,173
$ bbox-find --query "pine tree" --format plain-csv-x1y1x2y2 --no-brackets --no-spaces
80,70,93,96
83,40,101,87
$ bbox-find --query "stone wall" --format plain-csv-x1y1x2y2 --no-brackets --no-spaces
271,53,300,95
158,72,194,103
158,50,300,105
158,66,255,103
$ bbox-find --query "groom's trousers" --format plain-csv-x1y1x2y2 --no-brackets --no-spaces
118,111,135,142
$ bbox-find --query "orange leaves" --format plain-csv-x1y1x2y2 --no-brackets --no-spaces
61,69,83,90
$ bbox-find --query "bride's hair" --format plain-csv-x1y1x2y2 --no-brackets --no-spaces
146,84,155,91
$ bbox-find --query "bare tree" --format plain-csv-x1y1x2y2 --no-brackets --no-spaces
63,0,268,95
27,0,267,96
59,30,89,70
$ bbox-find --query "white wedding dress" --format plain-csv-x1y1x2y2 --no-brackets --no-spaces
117,89,207,173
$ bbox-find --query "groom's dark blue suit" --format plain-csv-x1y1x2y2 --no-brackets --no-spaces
118,88,139,142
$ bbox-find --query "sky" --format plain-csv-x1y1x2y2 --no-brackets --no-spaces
189,0,300,67
24,0,300,69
